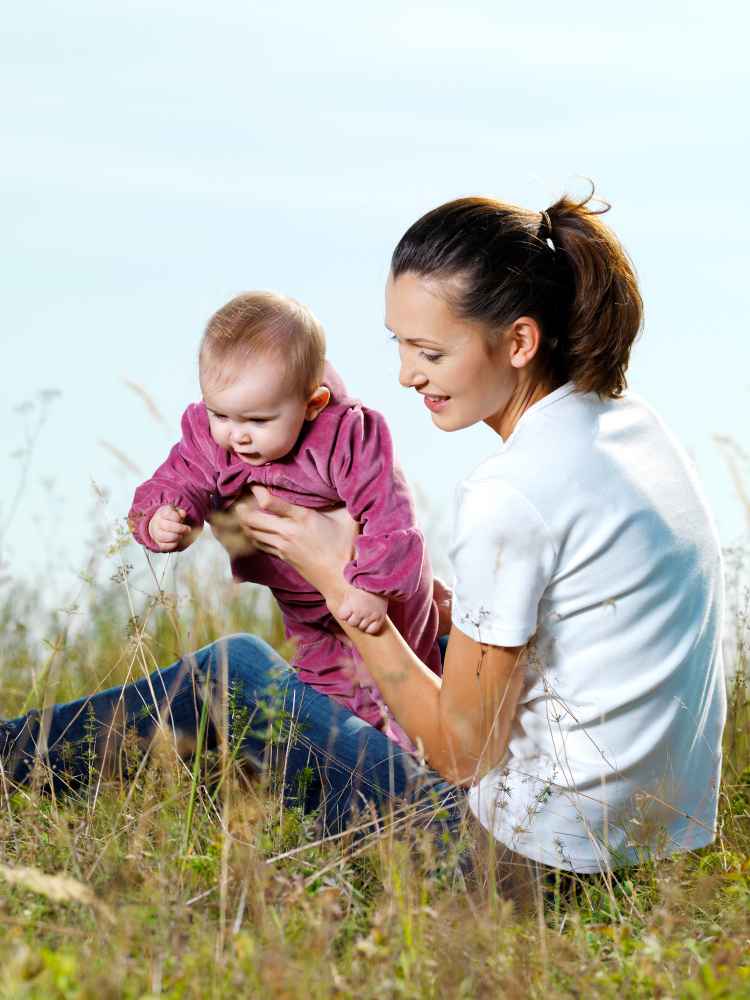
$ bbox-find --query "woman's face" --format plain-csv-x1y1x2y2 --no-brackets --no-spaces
385,271,522,436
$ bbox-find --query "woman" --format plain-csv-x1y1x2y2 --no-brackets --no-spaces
1,189,726,885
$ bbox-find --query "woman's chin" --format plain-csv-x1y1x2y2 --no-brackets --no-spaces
429,407,473,433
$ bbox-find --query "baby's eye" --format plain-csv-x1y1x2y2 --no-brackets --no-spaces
212,413,228,421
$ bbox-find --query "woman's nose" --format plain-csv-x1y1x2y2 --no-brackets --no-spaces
398,355,425,389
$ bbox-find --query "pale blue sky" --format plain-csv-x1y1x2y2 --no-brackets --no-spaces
3,1,749,595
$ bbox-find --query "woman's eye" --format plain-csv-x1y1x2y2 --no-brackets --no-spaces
388,331,441,362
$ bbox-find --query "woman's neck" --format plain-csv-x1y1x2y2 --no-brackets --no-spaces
486,378,560,441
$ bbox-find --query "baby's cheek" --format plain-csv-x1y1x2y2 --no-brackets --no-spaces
260,431,284,459
208,422,227,448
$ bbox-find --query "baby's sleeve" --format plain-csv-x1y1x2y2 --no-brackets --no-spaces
129,403,219,551
329,406,427,601
450,476,558,647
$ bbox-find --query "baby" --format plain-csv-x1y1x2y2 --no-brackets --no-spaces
129,291,441,750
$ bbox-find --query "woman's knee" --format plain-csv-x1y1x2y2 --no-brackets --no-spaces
201,633,292,692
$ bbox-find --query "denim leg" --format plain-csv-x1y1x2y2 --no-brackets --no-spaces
2,633,464,835
203,634,465,835
2,640,218,788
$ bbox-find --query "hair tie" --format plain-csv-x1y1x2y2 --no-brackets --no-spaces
539,210,555,252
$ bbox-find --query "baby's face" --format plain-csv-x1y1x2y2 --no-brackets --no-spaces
201,355,317,466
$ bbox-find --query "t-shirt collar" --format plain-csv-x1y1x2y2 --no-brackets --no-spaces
498,381,577,449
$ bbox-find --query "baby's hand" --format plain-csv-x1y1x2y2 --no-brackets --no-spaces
148,505,193,552
337,586,388,635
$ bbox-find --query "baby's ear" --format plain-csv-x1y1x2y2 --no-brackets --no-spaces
305,385,331,421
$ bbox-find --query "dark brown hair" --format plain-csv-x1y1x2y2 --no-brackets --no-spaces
200,291,326,398
390,186,643,397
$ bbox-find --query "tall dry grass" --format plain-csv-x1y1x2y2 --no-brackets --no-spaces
0,395,748,998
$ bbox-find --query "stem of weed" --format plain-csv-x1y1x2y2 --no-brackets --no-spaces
182,685,211,855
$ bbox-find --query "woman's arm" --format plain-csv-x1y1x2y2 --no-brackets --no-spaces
242,487,525,785
335,616,525,785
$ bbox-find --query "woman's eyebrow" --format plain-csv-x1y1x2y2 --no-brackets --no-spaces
385,324,444,348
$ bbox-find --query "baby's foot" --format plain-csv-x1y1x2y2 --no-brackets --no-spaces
337,586,388,635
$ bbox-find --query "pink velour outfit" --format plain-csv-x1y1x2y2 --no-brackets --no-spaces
129,364,441,751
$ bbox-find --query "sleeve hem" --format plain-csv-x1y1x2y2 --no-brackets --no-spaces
129,505,162,551
451,605,534,648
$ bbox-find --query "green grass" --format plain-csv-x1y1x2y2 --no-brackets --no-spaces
0,530,748,999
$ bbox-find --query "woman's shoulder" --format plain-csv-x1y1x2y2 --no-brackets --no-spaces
459,386,694,528
487,386,673,463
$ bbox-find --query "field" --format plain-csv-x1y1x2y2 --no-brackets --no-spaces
0,507,748,999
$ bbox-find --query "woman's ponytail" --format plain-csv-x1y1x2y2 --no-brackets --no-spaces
545,189,642,397
391,185,643,399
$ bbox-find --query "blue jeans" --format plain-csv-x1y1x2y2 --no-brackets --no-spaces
3,634,464,837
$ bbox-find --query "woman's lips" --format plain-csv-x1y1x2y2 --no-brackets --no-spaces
422,393,449,413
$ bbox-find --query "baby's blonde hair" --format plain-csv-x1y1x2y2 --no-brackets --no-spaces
199,291,326,397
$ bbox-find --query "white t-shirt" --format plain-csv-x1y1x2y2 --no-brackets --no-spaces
451,383,726,873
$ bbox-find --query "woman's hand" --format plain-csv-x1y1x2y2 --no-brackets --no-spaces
433,577,453,636
234,485,359,601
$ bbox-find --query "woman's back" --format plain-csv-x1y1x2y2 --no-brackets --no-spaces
452,384,726,872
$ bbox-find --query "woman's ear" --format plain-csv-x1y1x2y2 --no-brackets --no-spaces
305,385,331,421
508,316,542,369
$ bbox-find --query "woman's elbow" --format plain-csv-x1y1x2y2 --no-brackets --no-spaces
433,755,496,788
436,766,476,789
427,730,485,787
429,716,508,787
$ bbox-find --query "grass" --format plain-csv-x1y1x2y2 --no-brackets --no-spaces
0,519,748,998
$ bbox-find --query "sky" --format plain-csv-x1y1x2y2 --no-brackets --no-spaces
2,0,749,602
